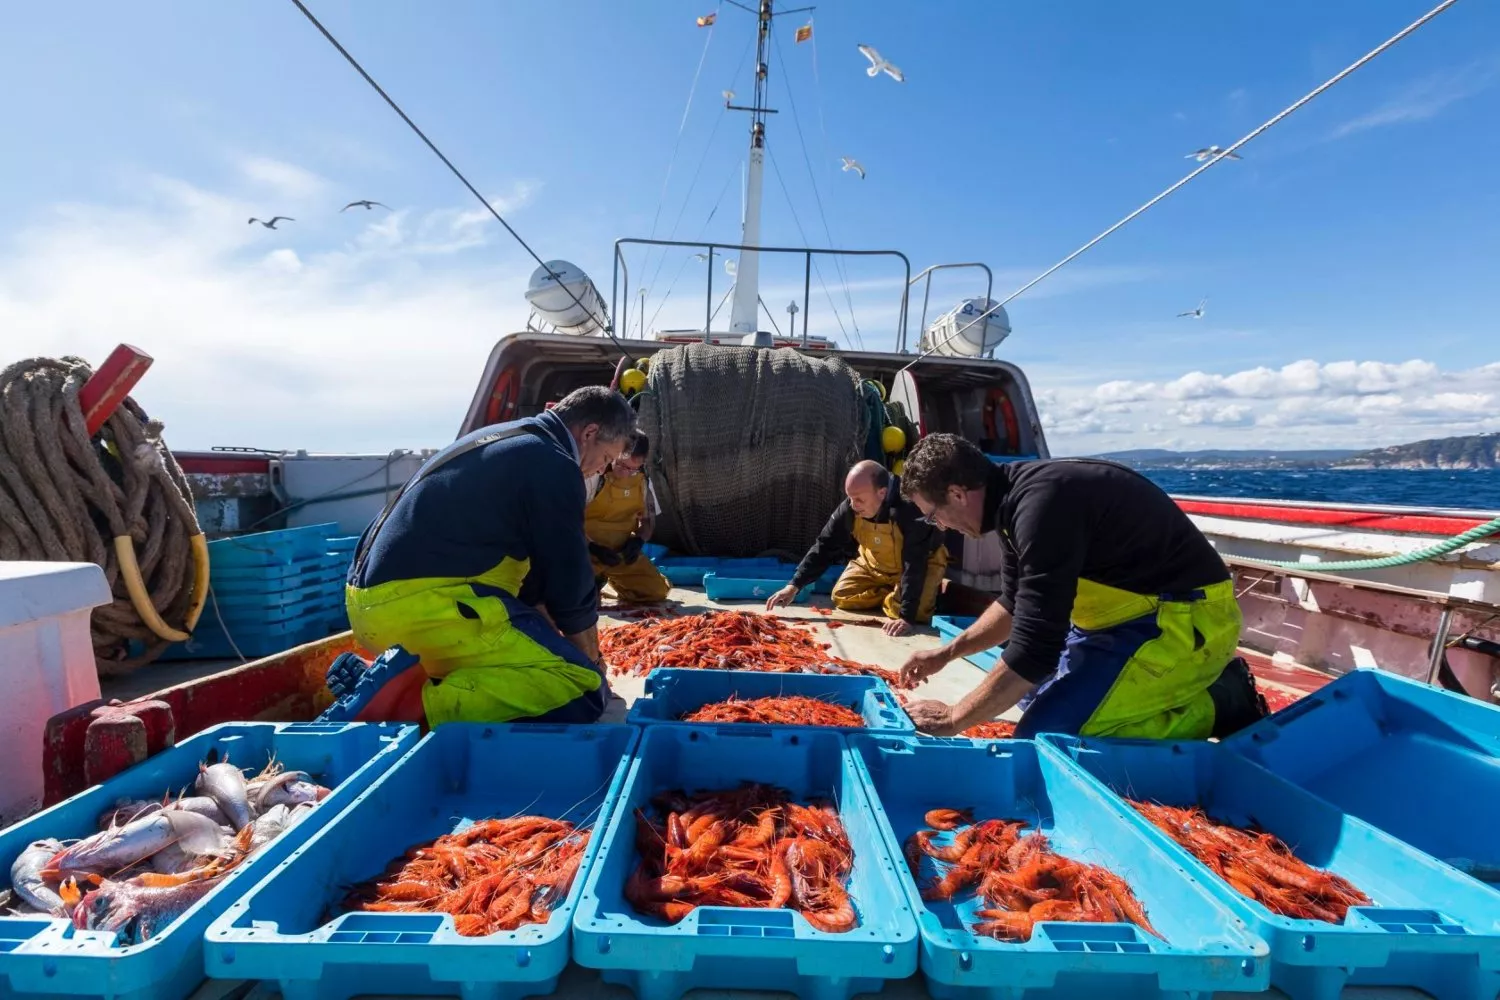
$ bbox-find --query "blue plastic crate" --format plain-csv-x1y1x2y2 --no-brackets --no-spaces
204,724,638,1000
209,552,346,591
572,725,920,1000
703,571,810,604
627,669,915,734
656,559,720,587
1045,734,1500,1000
0,721,415,1000
985,454,1040,464
931,616,1002,672
716,557,793,573
642,542,669,563
811,563,845,596
847,735,1268,1000
1224,669,1500,881
207,523,341,569
325,535,360,553
157,611,340,661
208,579,344,618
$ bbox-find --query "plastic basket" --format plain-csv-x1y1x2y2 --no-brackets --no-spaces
931,616,1002,672
206,524,341,569
703,572,810,604
627,668,914,734
0,722,416,1000
204,724,638,1000
848,735,1269,1000
572,725,920,1000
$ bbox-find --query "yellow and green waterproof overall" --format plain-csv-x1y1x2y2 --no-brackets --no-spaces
1013,578,1242,740
830,516,948,622
585,472,670,603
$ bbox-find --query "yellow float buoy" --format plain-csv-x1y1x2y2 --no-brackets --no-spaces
892,459,905,477
635,357,651,373
881,425,906,454
620,368,647,394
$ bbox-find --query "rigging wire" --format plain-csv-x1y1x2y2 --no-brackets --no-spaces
767,146,853,344
898,0,1461,374
773,28,864,349
642,4,721,299
643,161,742,335
287,0,634,360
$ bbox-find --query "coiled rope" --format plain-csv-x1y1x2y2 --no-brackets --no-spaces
0,356,209,676
1244,515,1500,574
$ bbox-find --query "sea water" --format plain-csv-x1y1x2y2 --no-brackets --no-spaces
1139,468,1500,512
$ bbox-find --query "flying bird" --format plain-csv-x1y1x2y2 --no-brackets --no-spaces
247,217,294,229
341,200,390,212
857,44,905,83
1186,145,1241,162
1178,297,1208,319
840,157,865,180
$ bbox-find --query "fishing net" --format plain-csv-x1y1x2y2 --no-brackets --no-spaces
636,342,868,559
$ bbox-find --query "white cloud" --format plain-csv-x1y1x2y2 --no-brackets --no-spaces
1331,59,1499,139
238,156,329,201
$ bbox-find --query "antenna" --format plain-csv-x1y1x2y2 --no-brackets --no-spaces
724,0,813,347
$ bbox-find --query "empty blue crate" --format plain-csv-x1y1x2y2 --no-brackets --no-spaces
206,523,341,569
627,668,915,734
572,725,920,1000
0,721,415,1000
847,734,1268,1000
204,724,638,1000
159,609,341,661
704,571,811,604
932,616,1003,672
655,557,720,587
1045,734,1500,1000
209,579,343,620
642,542,669,563
209,551,346,593
1224,668,1500,884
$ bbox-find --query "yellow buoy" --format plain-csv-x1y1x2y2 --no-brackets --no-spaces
892,459,905,477
865,379,887,401
619,368,647,394
881,425,906,454
635,357,651,373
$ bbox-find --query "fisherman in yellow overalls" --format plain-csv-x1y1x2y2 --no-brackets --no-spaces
894,435,1269,741
585,431,671,604
767,460,947,636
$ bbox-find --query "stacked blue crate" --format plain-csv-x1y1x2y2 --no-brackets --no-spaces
324,534,360,632
161,523,349,660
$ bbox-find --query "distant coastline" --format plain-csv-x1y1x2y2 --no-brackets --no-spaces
1095,432,1500,471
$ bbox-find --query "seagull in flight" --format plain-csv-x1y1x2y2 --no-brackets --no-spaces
840,157,865,180
857,44,905,83
1178,297,1208,319
341,200,390,212
247,216,294,229
1186,145,1241,162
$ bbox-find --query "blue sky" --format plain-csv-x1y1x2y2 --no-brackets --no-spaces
2,0,1496,455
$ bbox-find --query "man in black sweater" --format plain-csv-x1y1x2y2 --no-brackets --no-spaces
896,434,1266,740
766,460,947,636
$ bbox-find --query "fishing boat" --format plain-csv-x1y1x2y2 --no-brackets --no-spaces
3,2,1498,998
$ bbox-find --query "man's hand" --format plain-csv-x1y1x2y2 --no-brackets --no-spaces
900,646,952,687
764,584,801,610
588,541,622,566
882,618,914,637
905,699,961,736
620,536,645,564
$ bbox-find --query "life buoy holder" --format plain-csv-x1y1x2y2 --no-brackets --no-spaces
982,387,1020,454
486,368,519,424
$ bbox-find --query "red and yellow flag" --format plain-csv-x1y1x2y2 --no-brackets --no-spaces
794,22,813,43
697,12,716,27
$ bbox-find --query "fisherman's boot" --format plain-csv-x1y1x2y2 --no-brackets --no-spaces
1207,656,1270,738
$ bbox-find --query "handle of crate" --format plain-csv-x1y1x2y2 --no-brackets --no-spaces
1246,687,1328,739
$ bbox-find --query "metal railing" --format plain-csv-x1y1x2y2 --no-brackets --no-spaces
906,263,994,353
612,238,912,347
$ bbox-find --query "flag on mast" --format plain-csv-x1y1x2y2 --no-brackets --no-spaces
697,12,717,27
795,21,813,43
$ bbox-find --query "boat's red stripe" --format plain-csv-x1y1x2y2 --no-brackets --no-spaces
176,455,271,475
1176,499,1488,535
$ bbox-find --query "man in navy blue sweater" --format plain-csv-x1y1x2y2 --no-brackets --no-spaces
345,386,636,726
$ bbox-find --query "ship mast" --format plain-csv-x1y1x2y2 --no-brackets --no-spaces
725,0,810,347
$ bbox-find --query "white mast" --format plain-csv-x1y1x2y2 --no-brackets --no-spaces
727,0,803,348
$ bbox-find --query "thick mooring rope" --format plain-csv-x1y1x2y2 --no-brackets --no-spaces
0,356,203,676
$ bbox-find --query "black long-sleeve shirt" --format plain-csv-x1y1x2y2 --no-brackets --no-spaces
790,474,941,622
987,459,1229,683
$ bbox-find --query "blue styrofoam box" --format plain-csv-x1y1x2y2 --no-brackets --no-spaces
572,726,920,1000
931,616,1002,672
848,735,1269,1000
656,559,719,587
627,668,915,734
206,523,341,569
1223,669,1500,881
1046,734,1500,1000
0,722,415,1000
204,724,638,1000
703,572,810,604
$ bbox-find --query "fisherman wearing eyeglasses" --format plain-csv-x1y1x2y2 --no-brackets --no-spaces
583,430,671,604
766,459,947,637
895,434,1267,740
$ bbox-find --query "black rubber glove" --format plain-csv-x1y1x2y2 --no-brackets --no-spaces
589,541,622,566
620,535,645,565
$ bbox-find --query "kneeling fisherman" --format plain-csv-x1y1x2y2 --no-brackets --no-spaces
584,431,671,604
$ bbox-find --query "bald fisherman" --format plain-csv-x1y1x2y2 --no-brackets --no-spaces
766,460,947,636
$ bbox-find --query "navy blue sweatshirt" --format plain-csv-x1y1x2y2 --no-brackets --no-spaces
349,411,598,635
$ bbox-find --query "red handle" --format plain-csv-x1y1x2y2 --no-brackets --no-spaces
78,344,153,436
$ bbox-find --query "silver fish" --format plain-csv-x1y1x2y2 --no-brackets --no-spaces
47,811,223,879
168,795,228,824
196,762,252,831
73,875,222,944
9,839,67,915
96,799,163,830
252,771,330,812
246,802,313,852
